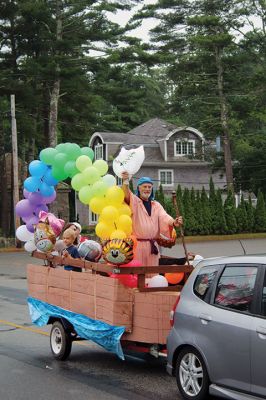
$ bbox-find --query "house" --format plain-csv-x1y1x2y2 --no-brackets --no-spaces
76,118,226,226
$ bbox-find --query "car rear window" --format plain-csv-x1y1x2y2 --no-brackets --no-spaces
214,265,258,312
193,266,219,301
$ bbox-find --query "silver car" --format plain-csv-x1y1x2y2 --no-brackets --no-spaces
166,255,266,400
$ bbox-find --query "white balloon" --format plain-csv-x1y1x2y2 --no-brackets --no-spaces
102,174,117,187
24,240,37,252
147,275,168,288
112,146,145,178
16,225,34,242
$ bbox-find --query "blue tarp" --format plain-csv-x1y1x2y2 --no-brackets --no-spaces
27,297,125,359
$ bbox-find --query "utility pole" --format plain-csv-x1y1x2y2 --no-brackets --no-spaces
11,94,20,245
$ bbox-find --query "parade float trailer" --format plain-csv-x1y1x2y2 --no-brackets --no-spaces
27,251,192,360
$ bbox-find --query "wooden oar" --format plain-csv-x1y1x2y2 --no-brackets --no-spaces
172,191,190,266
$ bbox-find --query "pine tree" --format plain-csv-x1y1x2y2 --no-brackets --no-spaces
236,195,248,233
224,189,237,234
254,191,266,232
214,189,227,234
201,187,212,234
246,195,255,232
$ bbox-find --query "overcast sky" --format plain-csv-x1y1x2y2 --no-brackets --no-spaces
107,0,157,42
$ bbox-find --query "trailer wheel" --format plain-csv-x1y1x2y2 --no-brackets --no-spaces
50,321,72,360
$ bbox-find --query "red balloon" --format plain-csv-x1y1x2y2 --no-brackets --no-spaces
118,274,138,288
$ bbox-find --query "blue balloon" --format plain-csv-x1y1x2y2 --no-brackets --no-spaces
39,182,55,197
24,176,41,192
29,160,48,178
42,167,58,186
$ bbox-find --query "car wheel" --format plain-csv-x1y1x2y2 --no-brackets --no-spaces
50,321,72,360
176,347,210,400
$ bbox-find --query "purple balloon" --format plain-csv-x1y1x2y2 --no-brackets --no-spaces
43,191,56,204
15,199,35,218
35,204,49,217
23,189,30,199
28,192,44,205
26,215,39,233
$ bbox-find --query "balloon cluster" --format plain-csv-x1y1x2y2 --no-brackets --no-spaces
15,142,134,252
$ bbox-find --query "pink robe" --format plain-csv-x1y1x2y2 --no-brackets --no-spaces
129,192,174,266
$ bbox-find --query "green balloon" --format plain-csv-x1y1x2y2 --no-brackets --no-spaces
82,166,101,185
53,152,68,169
76,155,92,172
91,180,108,198
93,160,109,176
55,143,67,153
64,143,81,161
81,147,94,161
71,173,87,191
39,148,58,165
64,160,79,178
51,165,69,181
78,185,94,204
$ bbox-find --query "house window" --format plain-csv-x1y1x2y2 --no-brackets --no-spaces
175,140,195,156
159,170,174,186
89,210,98,225
95,144,103,160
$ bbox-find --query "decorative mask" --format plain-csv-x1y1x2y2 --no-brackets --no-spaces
34,218,56,253
102,238,134,265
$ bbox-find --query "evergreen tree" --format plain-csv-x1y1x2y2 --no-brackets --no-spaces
201,187,212,234
196,190,204,235
236,195,248,233
224,189,237,234
209,177,217,233
246,195,255,232
182,188,196,235
155,184,165,208
254,190,266,232
214,189,227,234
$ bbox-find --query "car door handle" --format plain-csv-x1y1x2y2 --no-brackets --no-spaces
199,314,212,323
256,326,266,336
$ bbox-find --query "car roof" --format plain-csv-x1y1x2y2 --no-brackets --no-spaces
195,254,266,269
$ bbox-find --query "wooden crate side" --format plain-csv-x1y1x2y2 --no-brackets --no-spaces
96,297,132,330
70,291,95,317
48,268,70,290
95,275,133,302
47,287,70,310
70,273,96,294
27,283,47,302
27,264,48,285
122,326,159,343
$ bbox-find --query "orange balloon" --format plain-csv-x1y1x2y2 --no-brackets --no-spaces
165,272,184,285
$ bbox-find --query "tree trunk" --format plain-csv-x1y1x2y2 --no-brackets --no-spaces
0,122,9,237
215,46,234,191
48,0,63,147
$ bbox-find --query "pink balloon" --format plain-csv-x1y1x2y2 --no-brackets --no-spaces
38,211,65,237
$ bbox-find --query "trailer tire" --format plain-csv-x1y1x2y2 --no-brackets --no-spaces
50,321,72,360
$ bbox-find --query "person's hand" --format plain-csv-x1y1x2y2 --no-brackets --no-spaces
173,216,183,227
62,250,70,259
121,171,129,181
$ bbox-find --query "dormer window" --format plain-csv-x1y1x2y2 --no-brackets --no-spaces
175,139,195,156
95,144,103,160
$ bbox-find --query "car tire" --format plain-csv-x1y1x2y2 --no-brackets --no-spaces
176,347,210,400
50,321,72,361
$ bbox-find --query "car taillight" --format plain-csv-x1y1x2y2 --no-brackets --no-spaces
170,294,180,327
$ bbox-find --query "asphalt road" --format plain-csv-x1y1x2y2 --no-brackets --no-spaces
1,239,265,400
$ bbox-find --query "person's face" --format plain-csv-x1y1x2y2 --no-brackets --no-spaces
70,224,80,237
138,183,153,201
63,233,74,247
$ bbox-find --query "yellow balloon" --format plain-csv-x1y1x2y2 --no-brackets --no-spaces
105,186,124,206
118,203,132,216
89,197,107,214
116,214,132,236
110,229,127,240
95,222,113,239
101,205,119,222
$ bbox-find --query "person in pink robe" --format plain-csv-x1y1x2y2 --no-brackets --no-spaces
121,172,183,266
